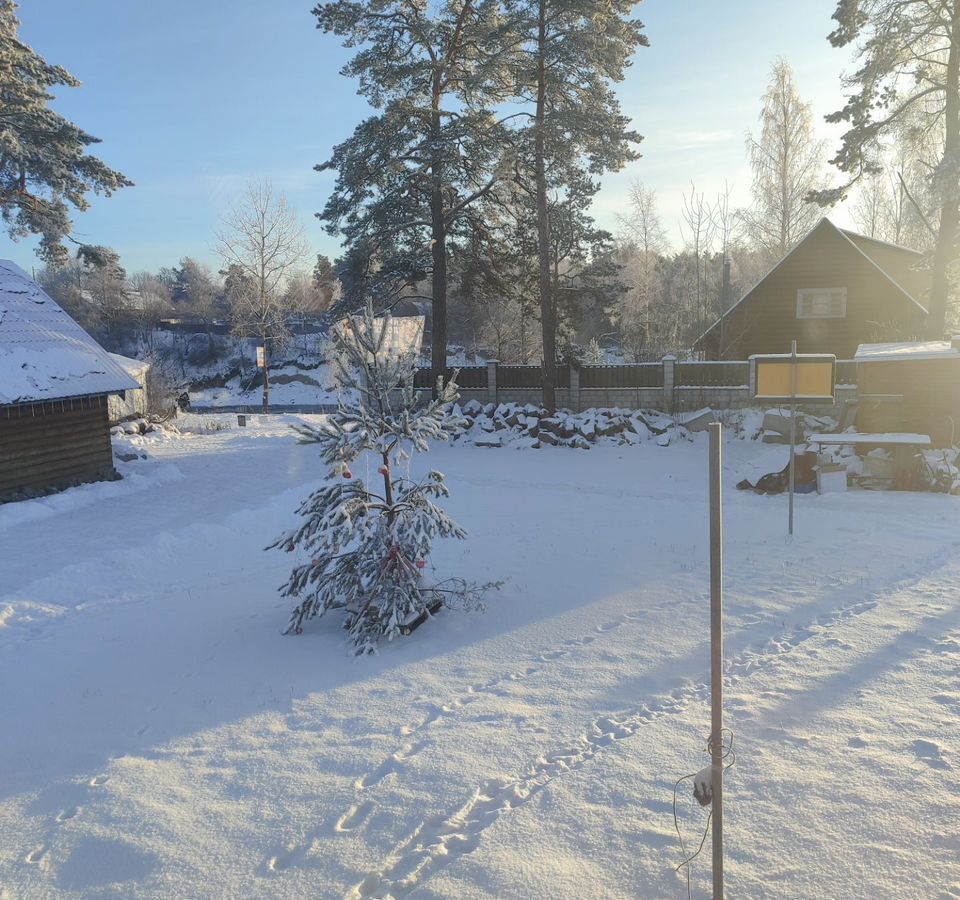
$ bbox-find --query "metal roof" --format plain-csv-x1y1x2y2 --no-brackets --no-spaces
854,340,960,363
0,259,140,406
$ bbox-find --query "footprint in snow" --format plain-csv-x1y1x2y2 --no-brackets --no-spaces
88,775,109,788
336,800,374,833
25,846,46,864
912,739,949,769
847,736,868,749
55,806,79,823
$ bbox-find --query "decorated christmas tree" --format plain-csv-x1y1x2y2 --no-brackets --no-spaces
269,303,496,653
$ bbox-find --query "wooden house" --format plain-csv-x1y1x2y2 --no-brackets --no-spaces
0,260,139,502
854,339,960,447
695,218,928,360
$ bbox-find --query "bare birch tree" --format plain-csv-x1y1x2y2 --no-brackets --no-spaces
680,182,715,341
742,58,826,257
613,180,668,359
217,182,308,411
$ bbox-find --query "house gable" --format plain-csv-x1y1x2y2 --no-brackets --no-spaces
698,219,928,359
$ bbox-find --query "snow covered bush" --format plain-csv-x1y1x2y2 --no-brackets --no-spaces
269,303,498,653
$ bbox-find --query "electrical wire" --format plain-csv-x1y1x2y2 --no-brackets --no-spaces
672,728,735,900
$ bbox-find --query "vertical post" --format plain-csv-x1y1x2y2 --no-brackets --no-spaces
486,359,499,407
569,361,581,413
708,421,724,899
662,355,676,413
788,340,798,536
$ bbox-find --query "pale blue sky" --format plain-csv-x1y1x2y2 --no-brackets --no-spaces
3,0,857,275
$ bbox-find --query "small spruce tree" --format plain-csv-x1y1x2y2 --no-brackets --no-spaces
269,304,496,653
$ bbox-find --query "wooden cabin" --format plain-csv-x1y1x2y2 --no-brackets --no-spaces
696,219,928,360
0,260,139,502
854,339,960,448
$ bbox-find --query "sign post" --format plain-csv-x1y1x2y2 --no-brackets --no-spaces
708,421,724,899
753,348,836,535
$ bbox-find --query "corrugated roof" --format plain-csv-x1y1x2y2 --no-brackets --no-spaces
855,340,960,363
0,260,140,405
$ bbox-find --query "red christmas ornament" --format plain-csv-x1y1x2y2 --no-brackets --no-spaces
295,627,303,635
416,560,425,569
378,466,389,476
343,470,353,479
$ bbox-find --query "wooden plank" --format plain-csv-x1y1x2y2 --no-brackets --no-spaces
0,458,115,494
0,437,111,468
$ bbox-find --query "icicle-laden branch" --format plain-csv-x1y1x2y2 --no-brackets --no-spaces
268,301,499,652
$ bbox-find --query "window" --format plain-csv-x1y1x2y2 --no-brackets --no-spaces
797,288,847,319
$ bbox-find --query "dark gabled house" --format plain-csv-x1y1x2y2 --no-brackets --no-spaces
0,260,139,502
695,218,929,360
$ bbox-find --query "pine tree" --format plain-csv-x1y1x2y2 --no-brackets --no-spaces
812,0,960,338
504,0,647,411
315,0,510,387
0,1,132,264
269,303,497,653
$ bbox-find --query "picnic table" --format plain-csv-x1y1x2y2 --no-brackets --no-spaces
806,432,932,450
807,432,932,490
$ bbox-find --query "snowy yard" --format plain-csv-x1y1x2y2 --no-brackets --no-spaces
1,418,959,899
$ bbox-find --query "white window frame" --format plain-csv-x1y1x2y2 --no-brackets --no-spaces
796,287,847,319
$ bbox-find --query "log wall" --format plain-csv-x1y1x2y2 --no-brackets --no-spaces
0,395,117,501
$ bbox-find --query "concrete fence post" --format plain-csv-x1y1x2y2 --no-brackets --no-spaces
662,355,676,413
569,363,581,413
486,359,499,406
748,355,758,399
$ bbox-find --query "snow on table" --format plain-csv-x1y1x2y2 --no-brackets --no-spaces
0,419,958,899
807,432,932,446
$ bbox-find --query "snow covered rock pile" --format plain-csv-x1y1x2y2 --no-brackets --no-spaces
449,401,691,449
111,419,181,462
761,409,837,443
110,418,177,439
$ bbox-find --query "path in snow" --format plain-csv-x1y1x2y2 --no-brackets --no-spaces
1,420,958,898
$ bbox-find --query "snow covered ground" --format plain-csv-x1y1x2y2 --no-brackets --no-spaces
1,417,959,899
187,363,341,409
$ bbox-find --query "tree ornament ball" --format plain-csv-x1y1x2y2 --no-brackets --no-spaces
343,470,353,479
378,466,389,476
416,560,425,569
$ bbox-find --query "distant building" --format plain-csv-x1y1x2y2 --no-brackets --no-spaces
0,261,139,502
695,218,928,360
107,353,151,422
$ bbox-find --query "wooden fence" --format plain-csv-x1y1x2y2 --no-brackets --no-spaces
410,357,858,414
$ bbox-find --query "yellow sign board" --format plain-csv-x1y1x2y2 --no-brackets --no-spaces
754,353,835,402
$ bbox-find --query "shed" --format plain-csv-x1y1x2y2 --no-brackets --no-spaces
854,338,960,447
695,218,928,360
107,353,150,422
0,260,139,502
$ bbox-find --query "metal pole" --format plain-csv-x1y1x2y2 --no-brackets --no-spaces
708,421,724,899
788,340,798,536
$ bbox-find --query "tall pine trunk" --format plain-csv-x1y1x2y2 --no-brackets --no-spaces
430,71,448,394
927,5,960,340
535,0,557,413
